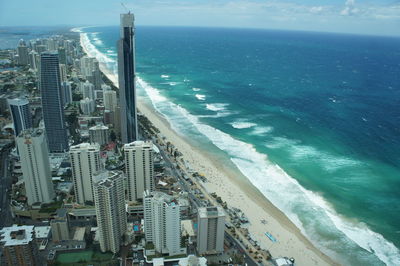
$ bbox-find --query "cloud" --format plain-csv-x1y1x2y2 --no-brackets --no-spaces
341,0,359,16
310,6,324,14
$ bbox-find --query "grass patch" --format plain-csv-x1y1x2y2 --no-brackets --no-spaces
55,250,117,265
145,242,155,250
56,251,93,263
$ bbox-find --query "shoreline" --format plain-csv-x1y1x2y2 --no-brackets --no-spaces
78,30,338,266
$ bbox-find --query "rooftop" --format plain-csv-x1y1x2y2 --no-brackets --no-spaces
198,206,225,219
70,142,100,152
0,225,34,246
124,140,152,149
181,220,196,237
93,170,124,186
7,97,29,106
89,124,109,130
73,227,86,241
18,128,44,138
34,226,51,239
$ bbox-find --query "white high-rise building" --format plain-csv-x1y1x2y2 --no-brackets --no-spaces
93,170,127,254
28,50,39,71
124,141,154,201
144,191,184,256
16,129,55,205
59,64,67,82
17,39,29,65
70,143,102,204
80,97,95,115
103,89,117,112
80,56,98,79
61,81,73,105
197,206,225,255
89,124,109,146
81,81,95,100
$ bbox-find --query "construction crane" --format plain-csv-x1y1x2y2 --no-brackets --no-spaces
121,3,130,13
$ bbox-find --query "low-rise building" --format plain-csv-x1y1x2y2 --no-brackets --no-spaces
51,209,70,242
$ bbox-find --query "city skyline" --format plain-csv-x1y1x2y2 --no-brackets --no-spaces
0,0,399,37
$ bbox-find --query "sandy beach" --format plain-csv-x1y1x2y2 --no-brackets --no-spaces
79,31,338,266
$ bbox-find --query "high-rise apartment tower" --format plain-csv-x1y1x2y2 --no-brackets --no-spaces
124,141,154,201
93,170,127,253
16,129,55,205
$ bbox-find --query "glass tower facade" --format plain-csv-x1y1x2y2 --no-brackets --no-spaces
8,98,33,137
118,13,138,143
40,52,68,152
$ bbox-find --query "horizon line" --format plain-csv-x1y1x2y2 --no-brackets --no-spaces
1,24,399,39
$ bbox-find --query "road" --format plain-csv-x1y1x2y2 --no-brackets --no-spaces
0,147,13,228
156,144,202,208
225,231,259,266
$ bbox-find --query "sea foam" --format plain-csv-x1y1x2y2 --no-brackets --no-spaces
230,121,257,129
195,94,206,101
205,103,229,112
250,126,274,135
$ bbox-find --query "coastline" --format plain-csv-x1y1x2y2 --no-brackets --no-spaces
77,30,338,266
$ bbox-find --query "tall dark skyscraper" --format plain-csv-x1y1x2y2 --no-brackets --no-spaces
7,98,33,137
40,52,68,152
118,12,138,143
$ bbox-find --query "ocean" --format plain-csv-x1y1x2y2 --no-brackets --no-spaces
79,26,400,265
2,25,399,265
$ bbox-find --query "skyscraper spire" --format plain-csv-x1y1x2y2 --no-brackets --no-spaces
118,12,138,143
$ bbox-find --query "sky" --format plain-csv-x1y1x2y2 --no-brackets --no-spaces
0,0,399,36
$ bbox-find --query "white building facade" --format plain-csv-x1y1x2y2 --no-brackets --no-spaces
144,191,185,256
93,170,127,254
80,97,95,115
70,143,102,204
103,89,117,112
124,141,154,201
89,124,109,146
197,207,225,255
16,129,55,205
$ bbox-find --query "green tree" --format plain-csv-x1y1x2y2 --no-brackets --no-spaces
110,130,117,142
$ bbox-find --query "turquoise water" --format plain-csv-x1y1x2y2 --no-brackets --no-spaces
80,26,400,265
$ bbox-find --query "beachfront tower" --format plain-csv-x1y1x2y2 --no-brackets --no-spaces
93,170,127,254
39,52,68,153
118,12,138,143
197,206,225,255
143,191,185,256
7,98,33,137
16,128,55,206
124,141,154,201
69,143,102,204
